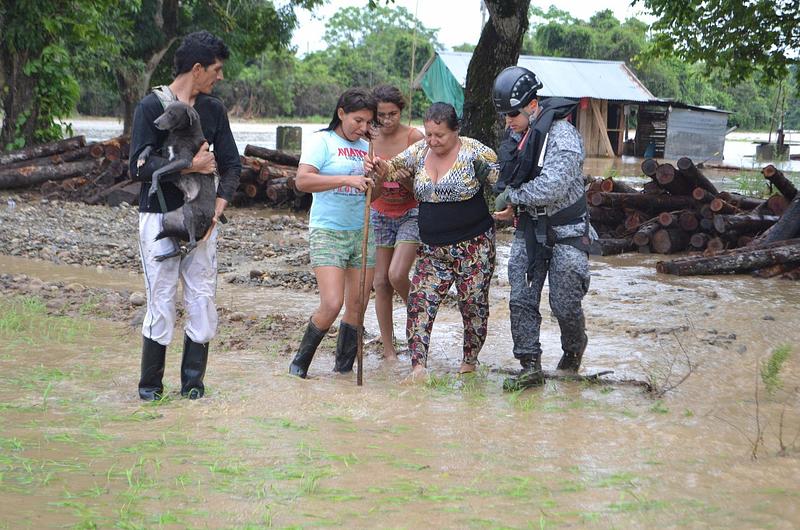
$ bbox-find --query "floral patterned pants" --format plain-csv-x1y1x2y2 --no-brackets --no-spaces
407,228,496,367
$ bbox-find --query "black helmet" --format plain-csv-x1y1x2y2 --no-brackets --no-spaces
492,66,543,114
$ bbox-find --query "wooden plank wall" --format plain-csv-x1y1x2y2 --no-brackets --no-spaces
577,98,615,157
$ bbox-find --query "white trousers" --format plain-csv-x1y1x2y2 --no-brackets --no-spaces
138,212,219,346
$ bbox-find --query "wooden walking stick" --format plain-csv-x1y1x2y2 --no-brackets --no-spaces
356,141,375,386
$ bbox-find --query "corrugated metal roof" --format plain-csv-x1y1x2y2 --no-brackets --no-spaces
436,51,657,103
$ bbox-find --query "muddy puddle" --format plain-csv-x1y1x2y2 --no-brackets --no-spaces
1,239,799,528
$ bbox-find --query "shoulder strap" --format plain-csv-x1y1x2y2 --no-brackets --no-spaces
406,127,417,147
151,85,177,110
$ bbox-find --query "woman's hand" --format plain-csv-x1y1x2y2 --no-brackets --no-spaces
364,156,388,178
396,168,414,192
492,205,514,222
344,174,375,192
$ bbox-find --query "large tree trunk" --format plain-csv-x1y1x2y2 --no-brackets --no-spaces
459,0,531,149
0,49,39,150
115,0,180,134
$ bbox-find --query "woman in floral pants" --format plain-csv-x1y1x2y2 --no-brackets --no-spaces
368,102,498,380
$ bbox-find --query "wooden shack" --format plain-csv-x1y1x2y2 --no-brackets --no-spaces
415,51,729,161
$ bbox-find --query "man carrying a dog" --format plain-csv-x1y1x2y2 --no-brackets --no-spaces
129,30,241,400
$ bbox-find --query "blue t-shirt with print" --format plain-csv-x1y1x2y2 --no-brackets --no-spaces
301,130,369,230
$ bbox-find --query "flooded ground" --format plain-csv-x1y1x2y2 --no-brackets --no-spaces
1,196,799,528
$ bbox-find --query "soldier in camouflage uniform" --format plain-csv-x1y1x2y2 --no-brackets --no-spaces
491,66,596,390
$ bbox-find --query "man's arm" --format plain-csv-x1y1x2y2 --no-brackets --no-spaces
506,145,582,208
211,106,241,206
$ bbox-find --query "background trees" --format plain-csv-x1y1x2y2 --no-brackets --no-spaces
3,1,800,151
0,0,116,150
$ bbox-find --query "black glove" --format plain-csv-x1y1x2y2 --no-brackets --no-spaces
494,188,512,211
473,158,491,185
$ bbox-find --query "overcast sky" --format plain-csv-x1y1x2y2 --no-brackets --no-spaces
291,0,655,56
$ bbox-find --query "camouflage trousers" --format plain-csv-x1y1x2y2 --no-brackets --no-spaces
508,235,590,363
407,228,496,367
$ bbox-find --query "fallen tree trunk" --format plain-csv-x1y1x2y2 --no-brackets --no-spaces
678,210,700,232
718,191,764,211
641,158,659,178
594,237,636,255
266,177,291,203
651,228,689,254
655,163,693,196
677,157,718,195
757,194,800,243
762,164,797,200
712,213,778,235
600,177,638,194
632,220,660,246
0,136,86,166
657,238,800,275
590,192,698,213
766,194,789,216
692,187,715,203
0,158,103,189
689,232,709,250
589,206,624,226
243,145,300,167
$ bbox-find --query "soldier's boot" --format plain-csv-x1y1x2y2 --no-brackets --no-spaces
181,334,209,399
289,318,326,378
503,356,545,392
138,336,166,401
556,316,588,373
333,321,359,373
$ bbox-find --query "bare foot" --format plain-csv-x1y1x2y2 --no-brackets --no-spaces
458,362,477,375
383,351,399,362
400,364,429,385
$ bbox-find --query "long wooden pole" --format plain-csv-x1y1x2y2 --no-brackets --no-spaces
356,142,375,386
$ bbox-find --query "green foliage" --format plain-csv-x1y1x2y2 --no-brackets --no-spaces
520,6,793,131
315,4,438,114
0,0,117,149
760,345,791,396
637,0,800,89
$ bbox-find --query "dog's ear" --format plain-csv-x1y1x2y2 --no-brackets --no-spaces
185,106,194,126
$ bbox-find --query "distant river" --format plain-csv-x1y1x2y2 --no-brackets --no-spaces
68,118,800,174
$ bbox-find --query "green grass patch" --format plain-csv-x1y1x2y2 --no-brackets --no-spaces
760,344,792,395
0,296,92,347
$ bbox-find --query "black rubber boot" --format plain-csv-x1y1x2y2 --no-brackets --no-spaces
333,321,359,373
502,356,544,392
138,336,166,401
289,318,326,378
181,334,209,399
556,316,588,373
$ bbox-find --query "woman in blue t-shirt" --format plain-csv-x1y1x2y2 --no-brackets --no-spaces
288,88,378,378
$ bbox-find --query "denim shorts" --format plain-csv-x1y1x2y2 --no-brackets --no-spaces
309,227,376,269
370,207,420,248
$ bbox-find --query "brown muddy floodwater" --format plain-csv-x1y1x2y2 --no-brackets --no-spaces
1,240,799,528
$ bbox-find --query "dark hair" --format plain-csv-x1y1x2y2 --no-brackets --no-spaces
372,84,406,110
323,88,378,132
424,102,460,131
173,31,230,77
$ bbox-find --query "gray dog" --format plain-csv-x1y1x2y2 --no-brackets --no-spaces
137,101,218,261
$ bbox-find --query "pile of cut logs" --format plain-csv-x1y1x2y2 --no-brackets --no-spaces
234,144,309,210
0,137,308,210
589,157,800,278
0,135,133,205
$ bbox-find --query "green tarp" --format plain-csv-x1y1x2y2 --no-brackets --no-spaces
420,55,464,117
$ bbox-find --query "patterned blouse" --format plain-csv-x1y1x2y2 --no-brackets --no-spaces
387,137,499,202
